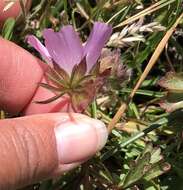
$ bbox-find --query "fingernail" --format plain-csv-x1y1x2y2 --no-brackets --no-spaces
54,117,108,164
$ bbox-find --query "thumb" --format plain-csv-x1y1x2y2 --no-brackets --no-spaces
0,113,108,190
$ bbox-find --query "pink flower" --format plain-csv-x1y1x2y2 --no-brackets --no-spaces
27,22,112,73
27,22,112,112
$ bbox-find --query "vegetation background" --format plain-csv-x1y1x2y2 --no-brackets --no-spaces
1,0,183,189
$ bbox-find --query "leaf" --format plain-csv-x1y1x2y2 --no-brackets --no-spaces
159,100,183,112
159,91,183,112
71,86,95,112
158,72,183,92
70,57,87,85
90,61,100,75
143,162,171,181
45,64,69,88
150,147,163,164
52,62,70,82
122,152,151,188
45,73,66,89
142,143,154,156
35,93,65,104
118,121,155,134
108,13,183,131
2,17,15,40
130,13,183,98
39,83,61,92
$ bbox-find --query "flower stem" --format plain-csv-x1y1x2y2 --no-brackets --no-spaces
91,100,97,119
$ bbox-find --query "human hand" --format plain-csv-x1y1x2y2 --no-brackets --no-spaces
0,2,108,190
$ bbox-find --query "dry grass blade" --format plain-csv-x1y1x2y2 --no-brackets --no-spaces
107,6,127,24
108,102,127,132
108,13,183,133
0,110,5,119
114,0,176,28
76,2,94,24
130,13,183,98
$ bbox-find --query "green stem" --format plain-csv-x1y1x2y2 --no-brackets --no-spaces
120,88,166,98
91,100,97,119
120,117,168,148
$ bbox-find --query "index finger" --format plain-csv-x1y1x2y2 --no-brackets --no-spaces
0,0,31,24
0,37,44,114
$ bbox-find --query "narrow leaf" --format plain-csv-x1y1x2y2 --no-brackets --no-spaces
123,152,151,188
70,57,87,84
2,17,15,40
35,93,65,104
53,62,70,82
39,83,61,92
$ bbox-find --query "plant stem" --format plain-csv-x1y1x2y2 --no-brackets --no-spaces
91,100,97,119
108,12,183,132
108,102,128,133
114,0,176,28
120,117,168,148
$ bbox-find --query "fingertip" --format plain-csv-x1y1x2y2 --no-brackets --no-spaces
0,113,107,189
0,37,44,114
54,115,108,164
0,0,32,24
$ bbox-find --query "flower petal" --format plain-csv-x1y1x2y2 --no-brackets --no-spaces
27,35,51,62
43,26,83,74
84,22,112,71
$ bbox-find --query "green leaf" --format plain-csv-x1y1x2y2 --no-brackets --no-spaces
2,17,15,40
52,62,70,83
150,147,162,164
122,152,151,188
35,92,65,104
70,57,87,85
46,64,69,88
143,162,171,181
158,72,183,92
39,83,61,92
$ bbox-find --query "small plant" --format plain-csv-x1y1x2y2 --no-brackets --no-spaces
27,22,112,112
1,0,183,189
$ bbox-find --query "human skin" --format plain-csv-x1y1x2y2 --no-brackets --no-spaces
0,2,108,189
0,0,32,23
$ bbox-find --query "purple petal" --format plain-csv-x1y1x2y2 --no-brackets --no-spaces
27,35,52,62
84,22,112,71
43,26,83,74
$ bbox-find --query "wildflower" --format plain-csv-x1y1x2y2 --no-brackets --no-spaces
100,48,132,82
27,22,112,112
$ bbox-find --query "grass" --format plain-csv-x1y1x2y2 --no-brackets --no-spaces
1,0,183,189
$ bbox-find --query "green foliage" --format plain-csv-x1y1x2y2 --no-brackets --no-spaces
1,0,183,190
158,72,183,112
120,144,170,189
2,17,15,40
158,72,183,92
